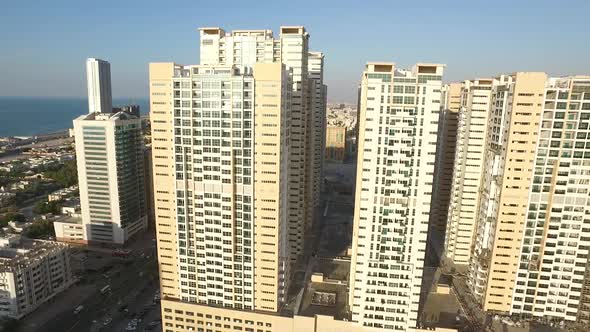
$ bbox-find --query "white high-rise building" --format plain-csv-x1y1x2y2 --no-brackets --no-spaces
86,58,112,114
350,62,445,331
444,79,496,267
70,110,147,244
199,26,322,260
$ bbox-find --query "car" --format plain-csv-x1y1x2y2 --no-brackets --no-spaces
103,317,112,326
73,305,84,314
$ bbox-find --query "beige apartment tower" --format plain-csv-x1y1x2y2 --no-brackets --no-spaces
466,73,590,325
198,26,323,260
150,62,291,313
510,76,590,322
467,72,548,312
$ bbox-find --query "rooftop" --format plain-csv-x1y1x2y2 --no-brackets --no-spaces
53,214,83,225
75,109,139,123
299,281,349,320
0,237,68,272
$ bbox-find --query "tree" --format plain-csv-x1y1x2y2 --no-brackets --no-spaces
33,200,62,215
25,220,53,239
0,212,26,227
43,160,78,187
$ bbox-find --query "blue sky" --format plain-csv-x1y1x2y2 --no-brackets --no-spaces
1,0,589,102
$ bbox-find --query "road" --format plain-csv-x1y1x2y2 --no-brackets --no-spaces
17,233,161,332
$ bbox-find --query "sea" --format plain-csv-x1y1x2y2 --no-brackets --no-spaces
0,97,149,137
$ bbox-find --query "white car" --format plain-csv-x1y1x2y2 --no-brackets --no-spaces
103,317,112,326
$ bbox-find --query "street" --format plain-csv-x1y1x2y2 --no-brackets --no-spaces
16,232,161,332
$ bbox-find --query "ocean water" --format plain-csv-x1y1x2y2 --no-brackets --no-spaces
0,97,149,137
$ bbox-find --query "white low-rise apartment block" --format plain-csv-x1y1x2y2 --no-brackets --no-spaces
0,235,73,318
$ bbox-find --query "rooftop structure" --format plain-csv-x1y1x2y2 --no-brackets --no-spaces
0,235,73,318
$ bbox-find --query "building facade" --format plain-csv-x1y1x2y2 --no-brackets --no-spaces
159,299,455,332
444,79,496,268
150,62,292,313
427,83,461,262
510,76,590,321
86,58,112,114
198,26,322,260
307,52,327,229
349,62,444,331
467,72,547,313
67,110,147,244
325,126,347,161
142,26,427,332
0,236,73,318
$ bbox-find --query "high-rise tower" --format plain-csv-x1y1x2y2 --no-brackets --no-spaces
86,58,112,114
444,79,497,268
72,109,147,244
198,27,321,260
349,62,445,331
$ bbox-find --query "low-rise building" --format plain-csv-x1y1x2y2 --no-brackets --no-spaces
53,216,85,244
0,235,73,318
325,126,347,162
160,299,456,332
47,185,78,202
0,193,16,208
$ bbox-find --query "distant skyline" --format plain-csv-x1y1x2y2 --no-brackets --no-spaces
1,0,589,103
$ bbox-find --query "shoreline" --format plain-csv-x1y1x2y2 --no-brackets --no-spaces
0,129,70,140
1,114,150,139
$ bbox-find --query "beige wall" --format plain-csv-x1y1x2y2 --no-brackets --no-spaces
149,62,181,300
431,83,461,234
483,72,547,313
252,62,290,312
160,299,456,332
325,126,346,161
